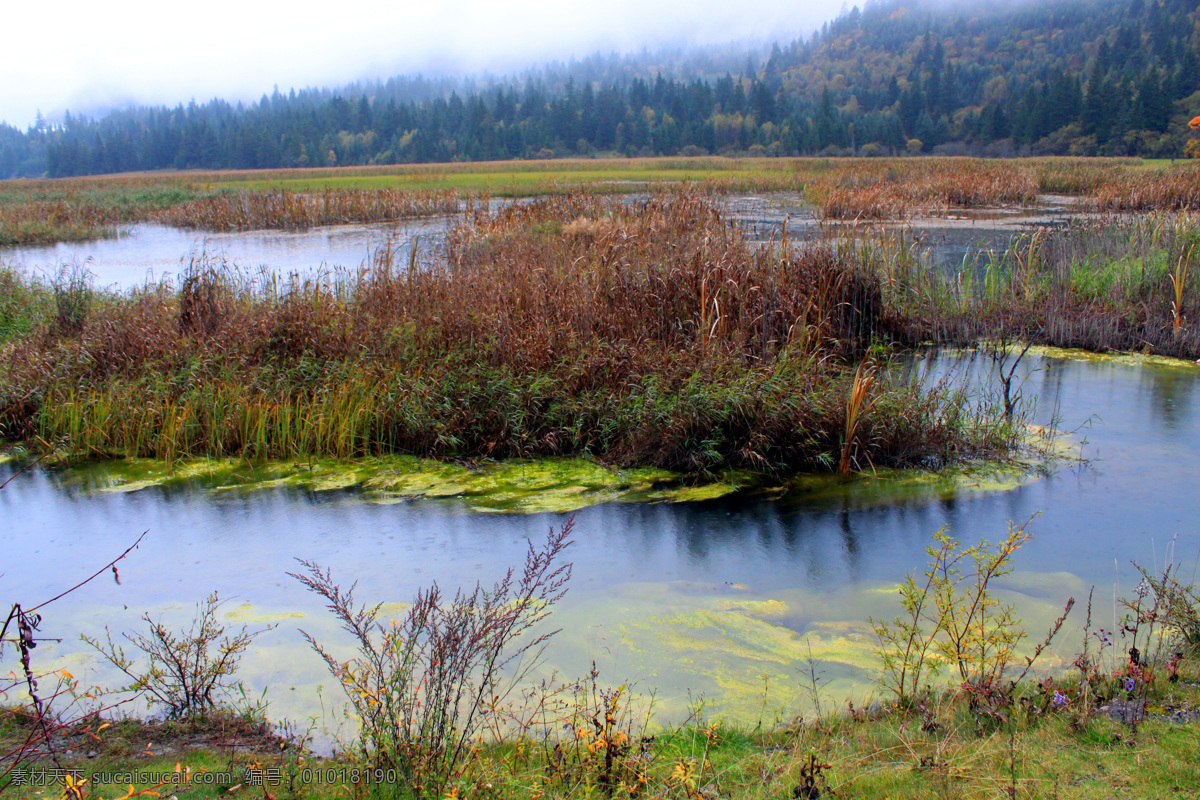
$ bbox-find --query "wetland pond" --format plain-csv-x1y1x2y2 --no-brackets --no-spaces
1,196,1196,738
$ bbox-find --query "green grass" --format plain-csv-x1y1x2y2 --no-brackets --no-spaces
227,168,765,194
8,689,1200,800
215,160,792,195
0,265,52,340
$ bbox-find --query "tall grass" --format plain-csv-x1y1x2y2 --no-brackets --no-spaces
807,160,1040,220
856,211,1200,359
1091,164,1200,212
0,200,126,245
0,190,1013,474
158,188,463,231
0,265,52,341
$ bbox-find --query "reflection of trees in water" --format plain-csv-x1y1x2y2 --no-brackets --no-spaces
1142,367,1196,431
1036,358,1066,423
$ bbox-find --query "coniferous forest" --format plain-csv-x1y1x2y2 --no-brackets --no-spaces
2,0,1200,179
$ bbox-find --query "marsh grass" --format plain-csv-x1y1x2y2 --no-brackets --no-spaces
0,184,224,245
0,264,52,341
859,212,1200,359
0,190,1013,474
158,188,462,231
1091,164,1200,212
809,160,1039,220
51,262,93,337
2,157,1194,247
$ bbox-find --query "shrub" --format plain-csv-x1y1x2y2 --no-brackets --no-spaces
870,519,1072,706
82,591,271,720
291,520,574,798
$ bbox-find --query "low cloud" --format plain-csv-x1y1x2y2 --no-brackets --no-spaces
0,0,841,127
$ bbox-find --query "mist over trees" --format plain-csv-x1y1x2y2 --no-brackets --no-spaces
3,0,1199,179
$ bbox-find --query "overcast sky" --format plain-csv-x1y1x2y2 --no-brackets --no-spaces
1,0,851,128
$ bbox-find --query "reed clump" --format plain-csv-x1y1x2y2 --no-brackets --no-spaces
1090,164,1200,212
157,188,463,231
810,160,1039,220
0,199,126,246
860,212,1200,359
0,190,1012,474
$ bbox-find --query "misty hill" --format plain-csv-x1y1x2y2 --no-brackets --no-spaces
3,0,1199,179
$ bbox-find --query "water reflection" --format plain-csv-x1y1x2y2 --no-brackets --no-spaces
0,219,448,288
1143,364,1196,431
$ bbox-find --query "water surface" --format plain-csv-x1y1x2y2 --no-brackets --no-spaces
0,218,448,288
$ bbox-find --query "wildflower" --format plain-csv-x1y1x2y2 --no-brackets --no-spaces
1124,676,1136,693
1052,690,1069,707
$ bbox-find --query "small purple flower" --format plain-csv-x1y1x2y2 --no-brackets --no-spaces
1052,690,1069,707
1124,677,1136,693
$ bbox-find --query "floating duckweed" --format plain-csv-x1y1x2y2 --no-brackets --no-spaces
223,603,305,623
1030,345,1200,369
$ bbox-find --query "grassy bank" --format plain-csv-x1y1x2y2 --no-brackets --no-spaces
0,190,1014,472
6,695,1200,800
0,184,225,246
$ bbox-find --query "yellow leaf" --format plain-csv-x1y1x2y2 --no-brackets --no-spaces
59,669,74,680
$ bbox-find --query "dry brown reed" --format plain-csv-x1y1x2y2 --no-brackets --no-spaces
0,200,125,245
157,188,462,231
434,191,884,367
811,160,1039,220
1091,165,1200,212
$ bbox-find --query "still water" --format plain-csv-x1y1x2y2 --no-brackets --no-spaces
0,218,448,288
2,350,1198,729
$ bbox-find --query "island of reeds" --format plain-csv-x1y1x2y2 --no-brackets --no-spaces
0,188,1018,475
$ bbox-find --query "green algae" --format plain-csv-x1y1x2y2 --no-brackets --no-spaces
38,437,1058,514
1029,345,1200,370
223,603,306,623
45,454,737,513
574,572,1082,723
775,421,1076,510
34,412,1066,513
779,460,1037,509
